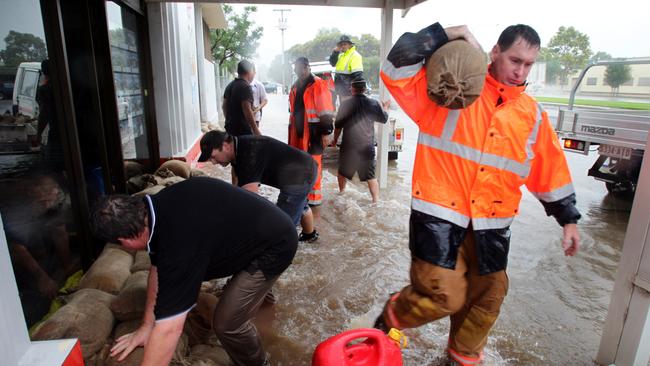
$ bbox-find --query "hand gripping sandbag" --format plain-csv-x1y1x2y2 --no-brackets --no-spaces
426,40,486,109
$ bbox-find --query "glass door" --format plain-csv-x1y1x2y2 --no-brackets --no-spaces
105,1,148,161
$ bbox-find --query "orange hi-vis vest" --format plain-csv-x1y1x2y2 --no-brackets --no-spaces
288,75,334,206
288,75,334,152
381,66,575,231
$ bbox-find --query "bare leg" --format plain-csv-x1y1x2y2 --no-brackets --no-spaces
337,173,347,193
311,205,321,220
300,207,315,234
367,179,379,203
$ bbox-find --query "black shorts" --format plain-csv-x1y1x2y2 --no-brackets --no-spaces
338,150,376,182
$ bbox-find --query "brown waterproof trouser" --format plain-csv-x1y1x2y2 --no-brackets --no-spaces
213,270,278,366
381,231,508,360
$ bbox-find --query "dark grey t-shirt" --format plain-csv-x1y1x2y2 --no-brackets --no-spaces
234,135,317,190
335,94,388,158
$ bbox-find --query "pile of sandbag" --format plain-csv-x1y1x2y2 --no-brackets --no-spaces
200,122,220,133
31,243,233,366
0,113,35,125
124,160,207,196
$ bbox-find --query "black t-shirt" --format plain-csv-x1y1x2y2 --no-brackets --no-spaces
234,135,317,190
335,94,388,158
146,177,297,320
224,78,254,136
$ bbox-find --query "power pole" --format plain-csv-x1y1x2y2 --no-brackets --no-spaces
274,8,290,94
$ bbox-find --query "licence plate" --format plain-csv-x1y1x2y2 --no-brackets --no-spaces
599,144,632,160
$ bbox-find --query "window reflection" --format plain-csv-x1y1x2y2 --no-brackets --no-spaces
2,174,77,326
106,1,149,161
0,0,81,329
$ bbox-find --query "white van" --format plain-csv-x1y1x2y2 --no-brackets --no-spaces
12,62,42,117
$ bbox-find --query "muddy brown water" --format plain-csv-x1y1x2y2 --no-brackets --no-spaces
203,94,632,365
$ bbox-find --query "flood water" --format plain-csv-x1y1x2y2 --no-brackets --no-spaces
203,94,633,365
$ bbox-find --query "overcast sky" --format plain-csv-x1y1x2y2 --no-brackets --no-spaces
1,0,647,74
244,0,649,73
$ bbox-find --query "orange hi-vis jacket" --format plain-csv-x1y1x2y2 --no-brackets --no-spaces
288,75,335,153
380,22,580,274
288,75,335,206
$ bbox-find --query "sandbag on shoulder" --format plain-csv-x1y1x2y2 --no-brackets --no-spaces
426,40,486,109
32,288,116,356
78,244,134,294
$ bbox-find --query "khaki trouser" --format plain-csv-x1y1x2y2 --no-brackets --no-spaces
213,270,278,366
381,231,508,361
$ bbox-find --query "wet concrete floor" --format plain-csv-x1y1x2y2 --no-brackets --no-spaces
203,94,633,365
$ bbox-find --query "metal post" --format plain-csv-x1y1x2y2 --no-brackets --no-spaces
596,131,650,365
0,214,30,364
274,9,290,94
377,0,393,188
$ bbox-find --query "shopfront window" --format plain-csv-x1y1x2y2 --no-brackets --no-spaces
0,0,81,329
106,1,149,160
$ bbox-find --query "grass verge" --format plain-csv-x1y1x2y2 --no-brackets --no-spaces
535,97,650,110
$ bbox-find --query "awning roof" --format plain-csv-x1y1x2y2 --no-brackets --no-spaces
147,0,427,10
201,3,227,29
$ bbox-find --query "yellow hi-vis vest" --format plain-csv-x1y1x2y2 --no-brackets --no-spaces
334,46,363,75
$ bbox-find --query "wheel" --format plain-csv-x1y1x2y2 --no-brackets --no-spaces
605,181,635,197
388,151,398,160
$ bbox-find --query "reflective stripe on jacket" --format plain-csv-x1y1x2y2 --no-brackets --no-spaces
380,22,580,274
288,75,335,153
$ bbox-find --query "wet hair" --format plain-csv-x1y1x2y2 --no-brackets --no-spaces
237,60,255,76
294,57,310,66
90,194,147,243
497,24,541,51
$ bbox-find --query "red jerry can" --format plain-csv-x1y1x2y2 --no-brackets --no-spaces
312,328,403,366
62,339,85,366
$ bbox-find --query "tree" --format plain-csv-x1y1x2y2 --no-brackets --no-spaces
289,28,342,62
355,33,380,58
267,29,381,88
538,47,562,84
210,5,263,74
0,31,47,67
604,61,632,95
590,51,612,63
546,26,592,85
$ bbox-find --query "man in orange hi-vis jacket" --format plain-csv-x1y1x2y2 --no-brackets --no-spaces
288,57,335,241
373,23,582,365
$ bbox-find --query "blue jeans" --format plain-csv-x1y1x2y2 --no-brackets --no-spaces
276,184,311,226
